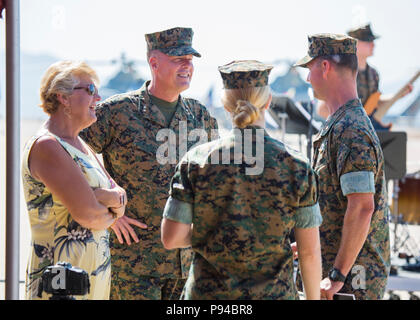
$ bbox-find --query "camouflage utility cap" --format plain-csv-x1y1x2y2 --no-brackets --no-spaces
218,60,273,89
294,33,357,68
347,23,380,42
145,27,201,57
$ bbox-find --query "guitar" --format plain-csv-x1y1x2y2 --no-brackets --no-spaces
364,70,420,130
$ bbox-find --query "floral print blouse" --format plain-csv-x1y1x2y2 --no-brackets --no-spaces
21,128,112,300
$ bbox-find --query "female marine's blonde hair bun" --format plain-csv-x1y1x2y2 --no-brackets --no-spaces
221,86,271,128
233,100,259,129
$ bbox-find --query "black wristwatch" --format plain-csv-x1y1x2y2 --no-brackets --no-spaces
328,267,346,283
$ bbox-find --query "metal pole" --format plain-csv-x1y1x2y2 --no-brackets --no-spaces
5,0,20,300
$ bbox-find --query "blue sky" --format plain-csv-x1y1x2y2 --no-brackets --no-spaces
1,0,419,117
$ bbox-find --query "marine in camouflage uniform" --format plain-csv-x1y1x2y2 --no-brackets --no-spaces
162,61,322,300
295,34,390,300
80,27,218,300
355,63,379,106
347,23,380,106
347,24,383,129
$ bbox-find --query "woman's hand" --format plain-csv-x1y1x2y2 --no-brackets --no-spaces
94,188,120,208
110,205,125,219
94,186,127,209
114,185,127,207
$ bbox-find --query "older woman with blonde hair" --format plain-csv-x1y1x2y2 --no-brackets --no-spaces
22,60,127,299
161,60,323,300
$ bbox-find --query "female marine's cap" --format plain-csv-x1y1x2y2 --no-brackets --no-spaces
218,60,273,89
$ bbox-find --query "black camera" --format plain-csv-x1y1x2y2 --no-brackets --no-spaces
38,261,90,300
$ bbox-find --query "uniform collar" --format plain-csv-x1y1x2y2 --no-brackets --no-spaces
230,125,269,137
316,98,362,138
138,81,195,128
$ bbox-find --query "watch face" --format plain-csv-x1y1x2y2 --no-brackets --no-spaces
329,268,345,282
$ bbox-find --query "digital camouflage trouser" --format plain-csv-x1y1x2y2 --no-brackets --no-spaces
110,274,186,300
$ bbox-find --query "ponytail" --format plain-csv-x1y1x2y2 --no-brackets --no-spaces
221,86,271,128
233,100,260,128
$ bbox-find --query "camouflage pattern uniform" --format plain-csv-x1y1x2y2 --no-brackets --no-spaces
80,27,218,300
296,34,390,300
313,99,390,300
163,61,322,300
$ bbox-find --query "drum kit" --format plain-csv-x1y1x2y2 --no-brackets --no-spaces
391,171,420,272
396,172,420,226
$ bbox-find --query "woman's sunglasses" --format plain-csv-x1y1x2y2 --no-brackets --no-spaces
73,83,98,96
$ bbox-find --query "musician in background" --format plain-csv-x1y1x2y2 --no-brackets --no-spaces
317,23,414,130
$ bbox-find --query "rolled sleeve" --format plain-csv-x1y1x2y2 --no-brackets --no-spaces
336,129,378,179
166,154,195,223
163,196,193,224
295,203,323,228
169,158,195,204
294,163,322,228
340,171,375,196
